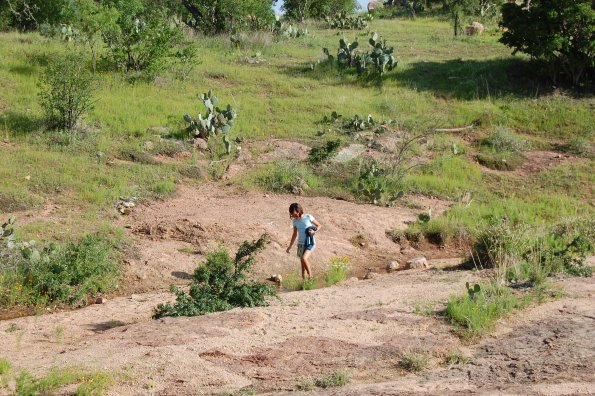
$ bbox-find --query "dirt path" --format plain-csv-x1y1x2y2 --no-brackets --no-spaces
120,183,453,292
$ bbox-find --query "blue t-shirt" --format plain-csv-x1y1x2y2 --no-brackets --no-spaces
293,214,315,244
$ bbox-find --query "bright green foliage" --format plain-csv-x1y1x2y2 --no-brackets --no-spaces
14,368,113,396
500,0,595,85
179,0,276,34
153,234,276,318
0,218,121,308
356,160,404,204
38,51,95,131
309,139,342,163
0,0,71,31
444,282,531,339
325,12,369,30
283,0,358,21
101,0,190,78
324,256,350,286
184,90,237,155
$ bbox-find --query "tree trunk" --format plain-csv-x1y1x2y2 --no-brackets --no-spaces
454,11,459,36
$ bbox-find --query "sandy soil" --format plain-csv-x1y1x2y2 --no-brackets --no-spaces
120,182,454,293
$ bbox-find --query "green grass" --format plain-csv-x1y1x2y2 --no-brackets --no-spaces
324,256,350,286
14,367,113,396
444,282,532,340
298,370,350,390
0,16,593,246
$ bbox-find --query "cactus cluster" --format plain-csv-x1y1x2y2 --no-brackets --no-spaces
274,21,308,38
184,91,237,155
322,33,397,80
325,12,370,30
1,217,58,265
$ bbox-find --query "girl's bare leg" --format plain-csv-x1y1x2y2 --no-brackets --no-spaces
301,250,313,279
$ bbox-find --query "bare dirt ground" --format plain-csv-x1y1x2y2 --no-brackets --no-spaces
1,140,594,395
119,182,454,293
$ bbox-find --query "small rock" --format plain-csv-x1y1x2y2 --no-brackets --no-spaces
267,274,283,286
386,260,399,272
405,256,428,269
25,175,31,180
193,138,209,151
400,245,416,254
95,297,107,304
143,141,154,150
364,270,378,280
291,186,304,195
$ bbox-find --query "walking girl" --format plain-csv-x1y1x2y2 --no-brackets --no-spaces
286,203,321,279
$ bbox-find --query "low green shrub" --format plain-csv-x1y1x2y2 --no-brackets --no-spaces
153,234,276,318
0,218,121,308
481,126,529,153
324,256,350,286
444,282,531,340
564,136,594,158
309,139,342,163
444,349,469,365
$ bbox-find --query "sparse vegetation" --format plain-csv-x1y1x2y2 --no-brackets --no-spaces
14,367,113,396
153,234,276,318
399,350,431,372
324,256,350,286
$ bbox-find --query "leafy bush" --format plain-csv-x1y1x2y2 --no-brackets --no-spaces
101,0,193,79
283,0,358,21
474,218,595,284
324,256,350,286
500,0,594,85
1,218,121,308
153,234,276,318
38,51,95,131
309,139,342,163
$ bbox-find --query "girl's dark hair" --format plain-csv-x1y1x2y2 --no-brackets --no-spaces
289,202,303,215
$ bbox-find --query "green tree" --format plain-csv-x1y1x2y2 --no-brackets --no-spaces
69,0,119,73
283,0,357,21
0,0,71,31
178,0,276,34
499,0,594,85
38,51,95,131
101,0,189,78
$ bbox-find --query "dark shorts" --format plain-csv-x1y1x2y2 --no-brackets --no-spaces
297,244,315,257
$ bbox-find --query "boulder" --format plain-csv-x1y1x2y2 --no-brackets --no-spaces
386,260,400,272
405,256,428,269
465,22,485,35
368,1,384,13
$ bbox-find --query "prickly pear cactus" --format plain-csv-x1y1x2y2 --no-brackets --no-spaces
184,91,237,155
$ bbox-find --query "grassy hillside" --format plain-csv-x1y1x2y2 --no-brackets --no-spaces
0,17,593,242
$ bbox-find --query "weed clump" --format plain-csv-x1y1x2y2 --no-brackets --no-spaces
399,351,430,372
153,234,276,318
324,256,350,286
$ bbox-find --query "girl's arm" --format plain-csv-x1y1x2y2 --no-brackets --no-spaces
286,226,298,253
309,218,321,234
